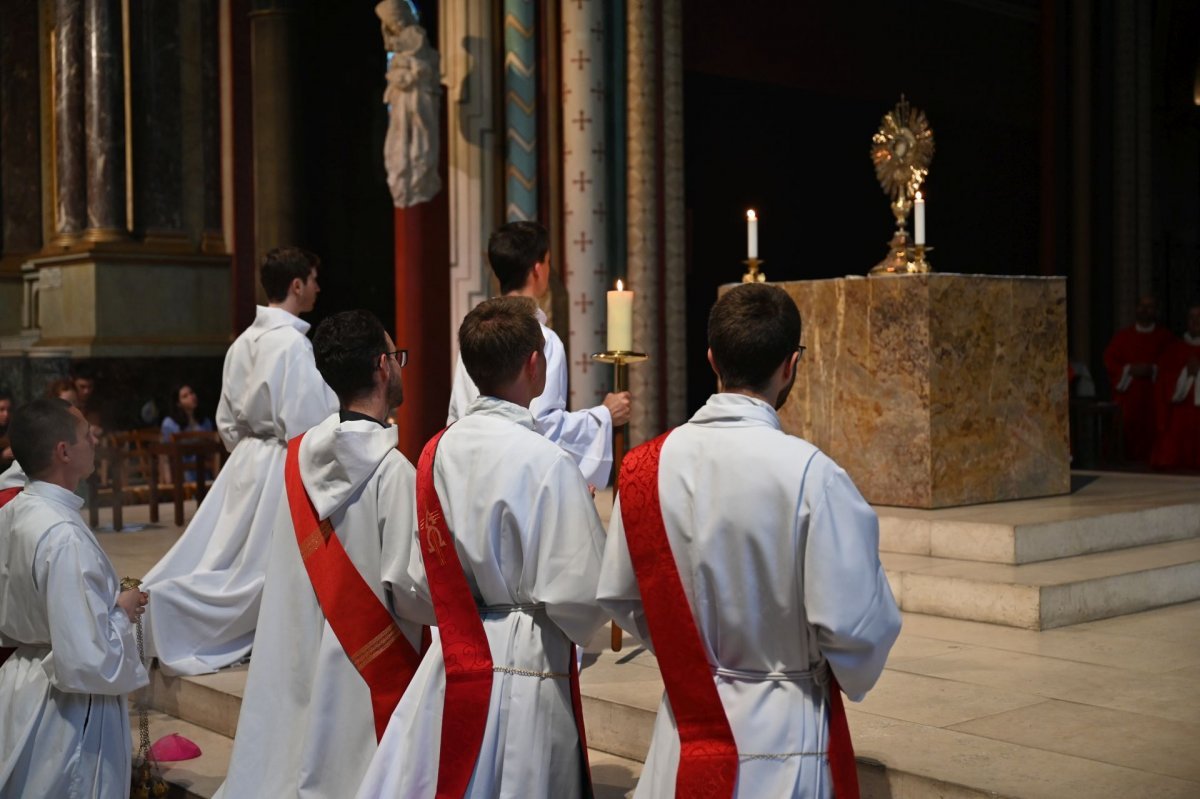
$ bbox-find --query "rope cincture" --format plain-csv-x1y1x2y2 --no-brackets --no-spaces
122,576,167,799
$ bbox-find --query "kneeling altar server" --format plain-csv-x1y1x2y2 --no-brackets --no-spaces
0,398,149,798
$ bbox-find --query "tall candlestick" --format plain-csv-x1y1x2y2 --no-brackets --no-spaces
746,209,758,259
607,279,633,351
914,191,926,245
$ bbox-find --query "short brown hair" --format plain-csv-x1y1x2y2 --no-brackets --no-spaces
260,247,319,302
708,284,801,393
9,397,78,478
488,222,549,294
459,297,544,396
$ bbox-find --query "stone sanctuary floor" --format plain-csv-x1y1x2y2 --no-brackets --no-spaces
90,469,1200,798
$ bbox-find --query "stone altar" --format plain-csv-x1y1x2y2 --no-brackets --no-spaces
772,273,1069,509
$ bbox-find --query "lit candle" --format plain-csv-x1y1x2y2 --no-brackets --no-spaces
746,209,758,259
607,279,633,352
914,191,926,245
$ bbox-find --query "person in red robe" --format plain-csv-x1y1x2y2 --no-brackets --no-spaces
1150,304,1200,470
1103,297,1177,462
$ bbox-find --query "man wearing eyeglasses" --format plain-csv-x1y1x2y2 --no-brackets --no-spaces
218,310,424,799
142,247,339,676
598,283,900,799
447,221,632,488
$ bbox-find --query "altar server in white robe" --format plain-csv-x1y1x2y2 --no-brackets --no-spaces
358,296,609,799
142,247,338,675
217,310,422,798
598,284,902,798
0,459,23,492
447,220,631,487
0,398,149,798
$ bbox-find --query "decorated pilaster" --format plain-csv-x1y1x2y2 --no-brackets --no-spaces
504,1,536,222
561,0,608,409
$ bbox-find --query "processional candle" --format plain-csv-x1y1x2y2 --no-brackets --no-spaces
607,279,633,352
746,209,759,259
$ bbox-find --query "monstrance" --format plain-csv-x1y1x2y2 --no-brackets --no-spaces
869,95,935,274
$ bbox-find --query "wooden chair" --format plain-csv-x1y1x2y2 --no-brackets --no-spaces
166,430,228,527
87,429,171,531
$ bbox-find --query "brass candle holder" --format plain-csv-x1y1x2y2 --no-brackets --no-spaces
910,243,933,273
742,258,766,283
592,349,648,651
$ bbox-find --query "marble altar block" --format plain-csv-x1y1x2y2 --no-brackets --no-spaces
772,274,1069,509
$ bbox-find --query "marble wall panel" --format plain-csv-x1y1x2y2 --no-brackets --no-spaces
773,274,1068,509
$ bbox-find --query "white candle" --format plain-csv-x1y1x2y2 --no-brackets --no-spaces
746,209,758,259
914,191,926,245
607,279,633,352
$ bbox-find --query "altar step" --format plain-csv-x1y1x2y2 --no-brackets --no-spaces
877,471,1200,565
135,664,643,799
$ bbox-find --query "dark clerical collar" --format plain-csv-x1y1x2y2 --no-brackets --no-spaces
339,409,389,429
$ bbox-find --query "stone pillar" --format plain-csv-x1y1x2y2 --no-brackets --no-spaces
562,0,608,410
625,0,660,445
661,0,686,427
250,0,302,264
83,0,128,240
441,0,498,359
0,0,43,260
53,0,87,243
504,0,536,223
199,0,224,253
129,0,184,245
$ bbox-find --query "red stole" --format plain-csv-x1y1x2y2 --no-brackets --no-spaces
0,486,19,667
416,427,593,799
283,435,421,741
619,432,861,799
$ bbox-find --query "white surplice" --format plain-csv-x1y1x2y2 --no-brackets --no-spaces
447,307,614,487
357,396,609,799
0,461,24,491
0,481,149,799
597,393,902,799
142,306,338,675
216,413,422,799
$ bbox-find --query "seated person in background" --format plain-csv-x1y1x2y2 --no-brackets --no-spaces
161,384,217,482
45,378,78,407
72,366,105,433
1151,303,1200,470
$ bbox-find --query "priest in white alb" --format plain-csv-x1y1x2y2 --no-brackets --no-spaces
217,310,423,798
358,296,609,799
142,247,338,675
0,398,149,798
598,284,902,798
447,221,631,487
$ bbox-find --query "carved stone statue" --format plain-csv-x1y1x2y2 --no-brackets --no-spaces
377,0,441,208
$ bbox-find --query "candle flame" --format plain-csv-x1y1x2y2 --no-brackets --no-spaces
616,278,624,291
915,191,923,201
746,209,757,220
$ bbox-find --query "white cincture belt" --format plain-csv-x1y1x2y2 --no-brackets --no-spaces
713,665,822,684
478,602,546,615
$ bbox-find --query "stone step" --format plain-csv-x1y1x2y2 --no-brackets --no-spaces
140,665,246,738
878,471,1200,565
883,538,1200,629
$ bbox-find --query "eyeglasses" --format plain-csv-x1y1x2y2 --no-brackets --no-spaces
383,349,409,367
797,345,807,360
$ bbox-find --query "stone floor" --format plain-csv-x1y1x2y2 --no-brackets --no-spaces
91,475,1200,799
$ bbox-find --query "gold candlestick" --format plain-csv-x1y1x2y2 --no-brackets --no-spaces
742,258,766,283
910,243,933,273
592,349,648,651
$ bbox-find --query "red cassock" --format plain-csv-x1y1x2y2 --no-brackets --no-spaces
1150,338,1200,470
1103,325,1176,461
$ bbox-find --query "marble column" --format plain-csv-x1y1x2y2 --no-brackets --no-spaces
250,0,302,261
129,0,184,243
625,0,660,445
83,0,128,240
0,0,43,259
504,0,536,223
54,0,87,243
199,0,224,253
661,0,686,427
562,0,608,409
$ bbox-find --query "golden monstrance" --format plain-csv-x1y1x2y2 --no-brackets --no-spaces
869,95,935,274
